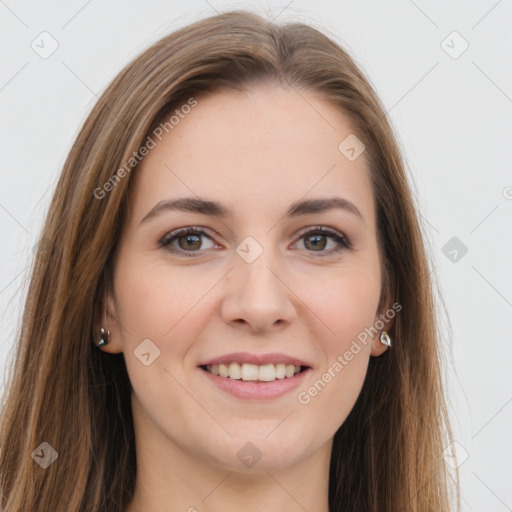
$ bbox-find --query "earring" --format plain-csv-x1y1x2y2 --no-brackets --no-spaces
379,330,391,347
97,327,111,348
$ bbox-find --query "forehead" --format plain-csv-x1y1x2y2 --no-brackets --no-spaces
128,84,375,229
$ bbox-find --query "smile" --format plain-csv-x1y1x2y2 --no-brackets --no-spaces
202,362,305,382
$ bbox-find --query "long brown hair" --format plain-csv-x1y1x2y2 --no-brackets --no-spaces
0,10,460,511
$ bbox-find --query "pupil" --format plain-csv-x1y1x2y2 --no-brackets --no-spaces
180,234,200,250
306,235,326,250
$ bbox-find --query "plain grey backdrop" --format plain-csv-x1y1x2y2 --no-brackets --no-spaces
1,1,511,510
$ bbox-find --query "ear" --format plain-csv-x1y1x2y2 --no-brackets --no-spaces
370,291,397,358
93,289,124,354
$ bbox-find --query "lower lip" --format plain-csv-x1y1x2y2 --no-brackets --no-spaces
200,367,310,400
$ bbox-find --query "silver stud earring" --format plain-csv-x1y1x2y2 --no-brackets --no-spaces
97,327,110,348
379,330,391,347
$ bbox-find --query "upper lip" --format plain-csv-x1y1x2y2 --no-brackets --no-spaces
198,351,312,368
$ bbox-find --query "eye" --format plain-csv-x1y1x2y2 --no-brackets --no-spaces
159,225,352,258
159,227,216,257
293,226,352,256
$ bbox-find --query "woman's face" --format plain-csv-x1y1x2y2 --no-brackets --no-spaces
103,83,390,471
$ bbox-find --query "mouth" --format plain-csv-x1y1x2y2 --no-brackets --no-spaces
199,362,309,382
197,353,312,400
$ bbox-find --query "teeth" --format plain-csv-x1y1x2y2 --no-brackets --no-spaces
205,362,303,381
275,363,286,379
218,363,229,378
258,364,275,381
228,362,241,380
241,364,258,381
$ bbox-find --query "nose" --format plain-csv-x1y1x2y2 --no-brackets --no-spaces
220,247,297,334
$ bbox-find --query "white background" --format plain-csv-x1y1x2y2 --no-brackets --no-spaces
1,1,511,510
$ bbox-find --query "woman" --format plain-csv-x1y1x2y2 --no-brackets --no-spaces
0,10,460,512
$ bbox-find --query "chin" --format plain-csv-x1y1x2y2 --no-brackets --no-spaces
201,427,315,472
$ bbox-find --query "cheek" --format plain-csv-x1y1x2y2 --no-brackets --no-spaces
311,263,382,347
114,253,209,341
294,267,379,425
112,255,205,431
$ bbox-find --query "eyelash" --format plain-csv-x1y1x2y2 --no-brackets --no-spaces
158,225,352,258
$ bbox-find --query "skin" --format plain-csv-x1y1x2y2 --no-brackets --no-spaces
99,83,393,512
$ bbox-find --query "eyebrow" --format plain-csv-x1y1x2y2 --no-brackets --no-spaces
139,196,364,226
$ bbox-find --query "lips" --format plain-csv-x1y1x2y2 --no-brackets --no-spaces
197,352,312,398
203,362,303,381
198,351,311,368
